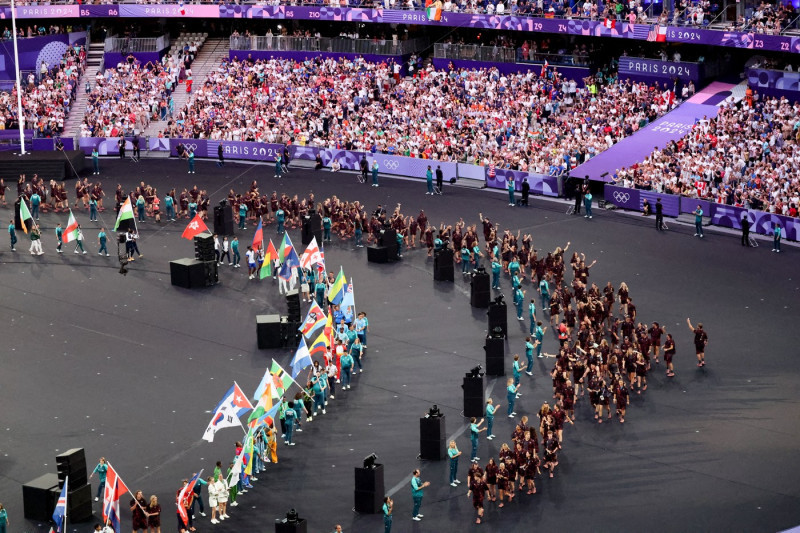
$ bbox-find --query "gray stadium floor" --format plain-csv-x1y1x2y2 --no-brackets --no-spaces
1,157,799,533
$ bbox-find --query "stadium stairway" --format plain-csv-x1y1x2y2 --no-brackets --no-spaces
142,37,228,139
63,41,105,140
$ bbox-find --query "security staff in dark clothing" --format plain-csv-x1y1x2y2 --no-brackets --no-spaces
573,176,584,215
655,198,664,230
131,137,140,159
741,214,751,246
360,156,369,183
521,178,530,206
118,138,126,159
435,165,444,194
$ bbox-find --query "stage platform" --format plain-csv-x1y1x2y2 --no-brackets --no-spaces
0,149,85,181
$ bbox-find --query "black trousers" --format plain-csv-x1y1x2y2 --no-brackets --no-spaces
656,213,663,230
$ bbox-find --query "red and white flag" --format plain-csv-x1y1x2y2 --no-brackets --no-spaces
300,236,323,270
181,214,208,240
603,18,616,29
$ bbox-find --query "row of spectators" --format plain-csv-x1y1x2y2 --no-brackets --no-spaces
160,56,671,172
614,95,800,217
81,50,197,137
1,24,84,40
0,44,85,137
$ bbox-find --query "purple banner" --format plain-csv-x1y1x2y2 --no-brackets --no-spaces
747,68,800,100
680,198,712,216
486,167,558,197
617,57,702,83
247,5,378,21
574,101,720,181
31,138,74,151
15,5,80,18
0,130,33,140
149,138,170,152
290,145,364,171
79,5,120,17
604,185,641,211
640,189,680,217
119,4,221,18
457,163,486,182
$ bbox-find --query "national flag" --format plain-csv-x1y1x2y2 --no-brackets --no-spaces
281,233,301,269
202,382,254,442
299,301,327,338
18,197,32,233
603,18,616,29
426,5,441,20
227,451,244,489
317,245,326,273
540,60,548,78
62,209,79,243
52,476,68,532
103,464,129,533
656,25,667,42
113,197,136,232
248,398,279,429
177,470,203,526
341,278,355,311
259,239,277,279
242,429,255,476
181,214,208,240
299,236,323,270
329,267,346,305
290,337,313,378
322,309,334,339
309,330,329,358
252,218,263,250
269,359,298,398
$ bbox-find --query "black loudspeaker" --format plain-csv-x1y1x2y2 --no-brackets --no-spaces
22,473,59,521
485,335,505,376
286,289,301,322
213,204,234,236
280,316,301,349
302,213,323,245
202,260,219,286
257,314,282,349
56,448,87,488
275,518,308,533
68,483,94,522
170,258,206,289
470,270,491,308
419,415,446,460
117,232,127,244
194,232,215,262
354,464,384,514
488,300,508,338
377,227,398,261
367,245,388,263
462,375,485,418
433,248,454,282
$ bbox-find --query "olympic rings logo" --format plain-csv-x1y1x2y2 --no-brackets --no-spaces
184,143,198,151
613,191,630,203
382,159,399,170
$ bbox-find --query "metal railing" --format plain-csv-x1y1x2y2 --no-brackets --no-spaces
230,35,428,55
433,43,516,64
105,34,170,53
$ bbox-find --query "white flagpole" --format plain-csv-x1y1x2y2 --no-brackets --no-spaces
63,475,69,533
10,0,26,155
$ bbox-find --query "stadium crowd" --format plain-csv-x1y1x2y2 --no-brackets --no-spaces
161,56,672,172
0,45,84,137
614,95,800,216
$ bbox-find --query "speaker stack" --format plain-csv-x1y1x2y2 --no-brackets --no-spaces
354,463,384,514
378,227,399,260
462,373,485,418
280,315,300,349
194,233,215,262
285,289,301,322
302,213,323,245
470,269,491,308
170,258,215,288
213,204,234,236
433,248,454,282
257,314,283,349
484,334,505,376
419,415,446,460
487,298,508,338
366,245,389,263
22,473,59,521
56,448,92,522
